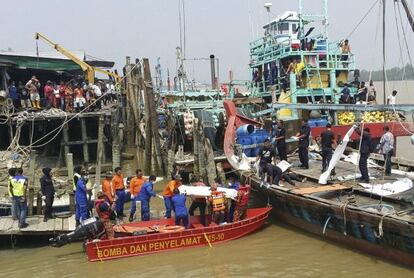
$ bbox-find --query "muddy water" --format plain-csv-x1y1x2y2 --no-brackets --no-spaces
0,194,413,277
1,82,414,277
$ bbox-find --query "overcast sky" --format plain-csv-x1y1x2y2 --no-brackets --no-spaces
1,0,413,82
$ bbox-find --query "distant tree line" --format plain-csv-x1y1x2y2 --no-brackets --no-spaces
359,64,414,81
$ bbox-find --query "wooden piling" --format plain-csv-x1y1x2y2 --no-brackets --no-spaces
95,116,105,199
66,153,75,213
62,124,70,166
28,155,36,216
80,118,89,162
193,118,200,177
204,137,217,186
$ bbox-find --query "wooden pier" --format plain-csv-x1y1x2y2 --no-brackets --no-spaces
0,215,75,236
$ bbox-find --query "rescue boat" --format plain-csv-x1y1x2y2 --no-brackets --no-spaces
85,207,271,262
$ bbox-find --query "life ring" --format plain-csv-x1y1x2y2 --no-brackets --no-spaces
159,225,185,233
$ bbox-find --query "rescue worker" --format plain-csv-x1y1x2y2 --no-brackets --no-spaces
137,175,157,221
227,176,240,223
162,174,182,219
378,126,394,176
281,169,306,186
209,182,226,224
75,168,89,226
112,167,125,218
355,126,373,183
40,167,55,222
95,191,115,239
8,168,18,220
266,163,283,186
275,120,287,161
101,171,114,204
188,176,207,226
233,184,250,222
73,165,83,193
129,169,146,222
171,188,189,228
295,119,310,169
256,139,276,176
320,123,337,175
9,168,29,228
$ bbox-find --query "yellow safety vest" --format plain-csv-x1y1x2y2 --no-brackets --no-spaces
211,191,226,212
10,177,26,197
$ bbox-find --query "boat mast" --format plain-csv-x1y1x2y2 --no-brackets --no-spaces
399,0,414,33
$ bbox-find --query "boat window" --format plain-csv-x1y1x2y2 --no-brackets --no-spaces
292,24,297,34
278,23,289,35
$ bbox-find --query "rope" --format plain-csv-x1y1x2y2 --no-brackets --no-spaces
322,216,332,236
345,0,380,39
203,233,212,248
340,201,349,236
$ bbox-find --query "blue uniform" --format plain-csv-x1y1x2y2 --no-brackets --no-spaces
228,181,240,223
172,194,188,228
75,178,89,222
137,181,156,221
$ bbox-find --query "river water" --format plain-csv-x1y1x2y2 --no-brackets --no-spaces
1,81,414,277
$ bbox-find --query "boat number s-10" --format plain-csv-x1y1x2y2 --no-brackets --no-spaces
207,233,225,242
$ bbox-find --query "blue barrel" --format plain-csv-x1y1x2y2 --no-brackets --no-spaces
308,119,318,128
237,135,252,157
251,129,269,157
236,124,254,137
317,119,328,127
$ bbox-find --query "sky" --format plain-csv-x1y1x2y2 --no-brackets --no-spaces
1,0,413,83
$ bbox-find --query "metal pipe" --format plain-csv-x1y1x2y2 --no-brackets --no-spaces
210,54,216,89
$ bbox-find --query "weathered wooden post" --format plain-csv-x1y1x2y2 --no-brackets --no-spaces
204,138,217,186
66,153,75,213
80,118,89,162
62,123,70,166
94,116,105,199
27,155,36,216
193,118,200,177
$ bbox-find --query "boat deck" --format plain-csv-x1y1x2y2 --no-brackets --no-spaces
0,215,76,236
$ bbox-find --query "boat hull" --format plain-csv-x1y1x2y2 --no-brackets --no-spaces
85,207,271,261
250,183,414,267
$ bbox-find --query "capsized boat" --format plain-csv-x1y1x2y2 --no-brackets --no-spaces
85,207,271,262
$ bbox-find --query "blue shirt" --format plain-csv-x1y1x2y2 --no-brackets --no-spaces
171,194,188,216
75,178,87,202
137,181,156,201
8,85,18,100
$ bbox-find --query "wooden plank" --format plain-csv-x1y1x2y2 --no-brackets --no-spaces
291,184,351,195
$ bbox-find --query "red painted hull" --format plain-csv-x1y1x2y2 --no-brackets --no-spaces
85,207,271,262
312,122,413,139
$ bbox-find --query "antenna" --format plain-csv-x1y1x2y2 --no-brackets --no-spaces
264,2,273,22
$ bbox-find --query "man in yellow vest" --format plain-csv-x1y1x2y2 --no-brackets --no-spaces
9,168,29,228
208,179,227,225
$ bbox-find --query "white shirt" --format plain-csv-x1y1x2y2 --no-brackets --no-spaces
387,95,396,105
91,84,102,97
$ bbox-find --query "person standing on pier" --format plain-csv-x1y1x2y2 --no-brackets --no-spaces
101,171,114,204
162,174,182,218
378,126,394,176
7,168,18,220
129,169,146,222
112,167,125,219
355,126,373,183
320,123,337,175
274,120,288,161
25,76,41,109
137,175,157,221
296,119,311,169
40,167,55,222
75,168,89,226
9,168,29,228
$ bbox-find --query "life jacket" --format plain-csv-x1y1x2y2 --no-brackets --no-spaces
235,186,250,210
10,176,26,197
211,191,226,212
95,198,110,220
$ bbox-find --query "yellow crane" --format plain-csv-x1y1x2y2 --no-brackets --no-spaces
34,32,121,84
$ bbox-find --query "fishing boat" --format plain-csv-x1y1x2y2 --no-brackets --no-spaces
221,0,414,267
85,207,271,262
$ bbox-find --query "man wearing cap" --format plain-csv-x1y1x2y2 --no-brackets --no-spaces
137,175,157,221
162,174,182,219
95,191,115,239
101,171,114,204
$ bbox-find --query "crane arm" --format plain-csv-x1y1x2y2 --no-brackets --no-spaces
94,67,122,83
397,0,414,33
34,32,95,83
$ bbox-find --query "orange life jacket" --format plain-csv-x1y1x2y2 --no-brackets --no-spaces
235,186,250,210
211,191,226,212
95,199,110,220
